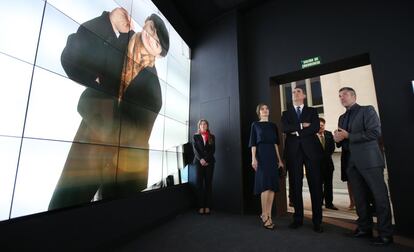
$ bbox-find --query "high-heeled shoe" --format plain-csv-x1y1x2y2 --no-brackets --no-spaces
259,214,266,223
262,216,275,230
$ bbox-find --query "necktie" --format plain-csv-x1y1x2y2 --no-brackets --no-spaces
296,106,301,120
319,134,325,149
342,109,352,131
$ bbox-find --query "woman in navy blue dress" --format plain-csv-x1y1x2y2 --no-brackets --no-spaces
249,103,284,230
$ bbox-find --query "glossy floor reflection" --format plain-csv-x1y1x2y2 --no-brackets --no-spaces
116,211,413,252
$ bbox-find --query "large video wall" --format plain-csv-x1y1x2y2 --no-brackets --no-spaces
0,0,190,220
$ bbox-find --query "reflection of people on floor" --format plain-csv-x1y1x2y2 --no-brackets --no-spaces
317,118,338,210
334,87,393,246
282,87,324,233
193,119,215,215
49,8,169,210
249,104,284,230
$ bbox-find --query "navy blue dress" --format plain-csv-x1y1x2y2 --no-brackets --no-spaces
249,121,280,195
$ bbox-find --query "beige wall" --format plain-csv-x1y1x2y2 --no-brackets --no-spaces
320,65,379,134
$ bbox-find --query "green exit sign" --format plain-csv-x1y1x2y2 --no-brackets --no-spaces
301,56,321,69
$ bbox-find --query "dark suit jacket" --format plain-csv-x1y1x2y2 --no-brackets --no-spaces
337,104,384,169
281,105,323,161
319,130,335,171
192,134,216,165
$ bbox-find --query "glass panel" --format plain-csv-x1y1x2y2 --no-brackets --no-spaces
311,77,323,105
117,147,152,194
154,54,168,84
11,138,119,216
164,151,183,185
167,55,190,98
131,0,162,28
0,54,33,137
169,26,191,62
316,106,324,114
165,84,189,124
119,99,164,149
4,0,191,219
0,136,21,221
0,0,44,63
47,0,124,25
283,84,292,110
35,3,87,77
38,2,131,95
147,149,164,189
24,67,122,146
163,118,188,151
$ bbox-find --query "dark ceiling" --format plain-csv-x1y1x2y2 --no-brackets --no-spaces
170,0,268,30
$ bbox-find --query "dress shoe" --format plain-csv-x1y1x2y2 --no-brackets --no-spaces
325,205,339,210
288,221,303,229
313,224,323,233
352,228,373,238
371,236,393,246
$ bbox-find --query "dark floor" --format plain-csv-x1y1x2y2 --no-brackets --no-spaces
116,212,412,252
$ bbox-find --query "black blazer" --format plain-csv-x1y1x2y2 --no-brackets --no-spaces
281,105,323,161
320,130,335,170
192,134,216,165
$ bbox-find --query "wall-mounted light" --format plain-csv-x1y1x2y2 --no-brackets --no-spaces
412,80,414,94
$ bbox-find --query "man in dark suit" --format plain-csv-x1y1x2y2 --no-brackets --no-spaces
318,118,338,210
282,87,324,233
334,87,393,246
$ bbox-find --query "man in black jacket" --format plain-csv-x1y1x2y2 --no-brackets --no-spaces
282,87,324,232
334,87,393,246
318,118,338,210
49,8,134,210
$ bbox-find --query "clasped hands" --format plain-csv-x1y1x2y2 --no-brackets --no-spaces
200,158,209,167
333,128,349,142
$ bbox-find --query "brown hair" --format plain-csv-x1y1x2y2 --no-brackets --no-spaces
197,119,214,144
319,117,326,124
256,103,269,120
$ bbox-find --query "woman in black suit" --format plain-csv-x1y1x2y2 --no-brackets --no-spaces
193,119,215,214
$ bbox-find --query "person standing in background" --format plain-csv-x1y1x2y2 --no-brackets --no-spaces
249,103,284,230
318,118,338,210
193,119,216,215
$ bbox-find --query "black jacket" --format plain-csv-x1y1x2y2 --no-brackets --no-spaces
281,106,323,161
319,130,335,170
61,11,162,148
192,134,216,164
61,11,132,96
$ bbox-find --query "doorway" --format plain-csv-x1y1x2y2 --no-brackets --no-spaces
269,54,394,225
